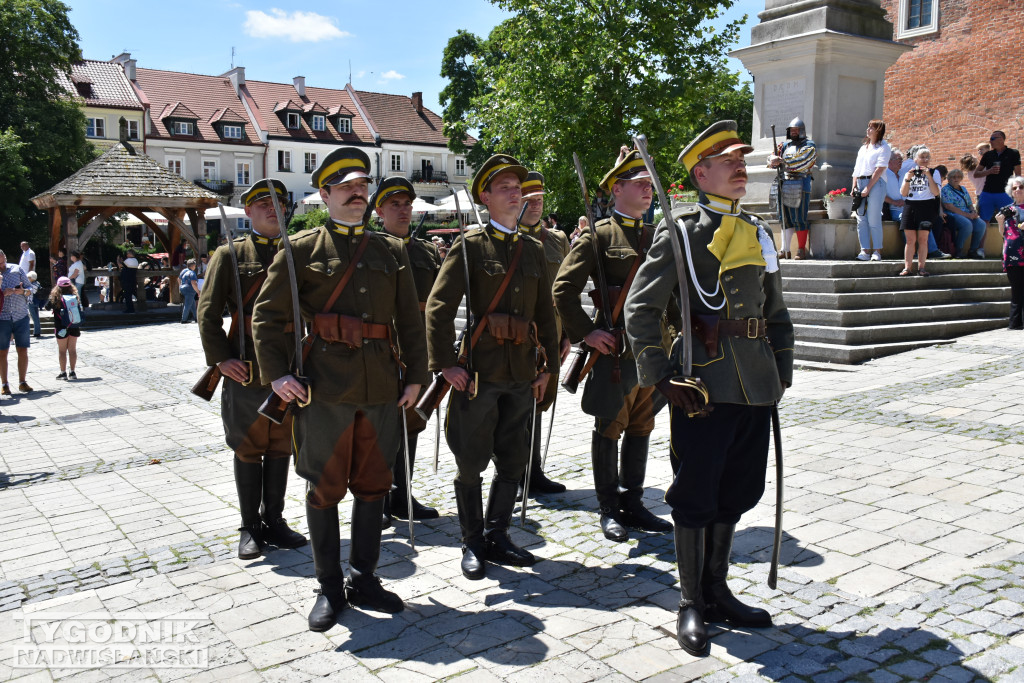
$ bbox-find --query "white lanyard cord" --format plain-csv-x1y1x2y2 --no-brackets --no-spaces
675,217,725,311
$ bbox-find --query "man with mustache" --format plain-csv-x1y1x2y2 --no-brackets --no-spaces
252,147,429,631
425,154,559,580
553,148,675,543
624,121,794,656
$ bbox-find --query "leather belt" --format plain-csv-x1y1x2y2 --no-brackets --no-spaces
717,317,767,339
310,317,390,342
856,175,872,180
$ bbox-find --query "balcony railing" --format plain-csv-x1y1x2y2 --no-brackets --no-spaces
194,179,235,195
410,170,449,184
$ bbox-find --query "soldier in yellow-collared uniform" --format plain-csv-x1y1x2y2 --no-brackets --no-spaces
517,171,569,498
553,150,675,543
624,121,794,656
198,179,307,561
370,177,441,527
252,148,428,632
425,154,559,581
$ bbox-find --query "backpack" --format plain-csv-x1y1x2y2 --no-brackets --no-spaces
61,294,82,326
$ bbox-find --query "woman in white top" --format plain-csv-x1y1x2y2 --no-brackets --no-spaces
899,147,942,276
67,250,87,308
851,120,892,261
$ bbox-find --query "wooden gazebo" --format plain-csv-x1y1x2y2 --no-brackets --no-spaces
30,120,220,257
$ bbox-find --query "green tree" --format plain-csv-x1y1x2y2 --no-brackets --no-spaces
0,0,94,253
439,0,753,216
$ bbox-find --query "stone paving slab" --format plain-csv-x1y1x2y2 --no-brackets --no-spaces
2,321,1024,680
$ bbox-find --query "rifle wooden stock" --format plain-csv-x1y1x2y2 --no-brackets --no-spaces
257,376,310,425
415,373,451,422
191,365,222,401
560,343,591,394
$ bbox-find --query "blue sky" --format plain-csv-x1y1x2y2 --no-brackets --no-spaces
68,0,761,117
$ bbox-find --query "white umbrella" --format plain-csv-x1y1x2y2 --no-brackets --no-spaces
434,188,479,211
412,197,443,214
302,193,324,205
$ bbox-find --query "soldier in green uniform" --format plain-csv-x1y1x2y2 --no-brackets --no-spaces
517,171,569,497
553,149,675,543
198,179,308,560
624,121,794,656
425,154,559,580
252,148,429,631
371,177,441,526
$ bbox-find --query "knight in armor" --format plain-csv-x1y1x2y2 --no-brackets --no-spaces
553,148,675,543
197,179,308,560
768,117,817,259
625,121,794,656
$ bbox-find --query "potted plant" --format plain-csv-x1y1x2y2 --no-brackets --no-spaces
825,187,853,219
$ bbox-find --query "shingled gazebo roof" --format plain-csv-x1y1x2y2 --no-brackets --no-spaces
31,142,220,209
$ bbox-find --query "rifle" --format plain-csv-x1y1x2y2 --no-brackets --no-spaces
562,153,615,394
771,125,790,238
191,204,252,400
258,185,310,424
413,212,429,240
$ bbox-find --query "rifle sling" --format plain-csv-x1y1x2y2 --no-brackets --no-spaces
227,275,267,344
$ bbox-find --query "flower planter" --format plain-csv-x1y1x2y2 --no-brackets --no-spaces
826,196,853,220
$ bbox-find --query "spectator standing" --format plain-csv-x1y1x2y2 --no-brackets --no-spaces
120,250,139,313
67,250,88,309
883,148,906,223
571,216,587,244
942,168,987,258
851,120,891,261
195,254,209,279
50,248,67,282
996,177,1024,329
171,239,187,271
48,277,82,380
26,271,42,338
0,249,33,395
178,258,199,323
19,242,36,274
899,147,942,276
975,131,1022,223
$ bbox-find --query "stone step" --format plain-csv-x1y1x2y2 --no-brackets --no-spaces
789,301,1011,327
783,286,1010,310
782,272,1008,293
778,259,1004,278
794,318,1006,346
794,339,953,364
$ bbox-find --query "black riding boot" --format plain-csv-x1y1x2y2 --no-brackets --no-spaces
675,526,708,656
702,523,772,627
592,431,627,542
345,497,404,613
518,414,566,499
391,438,439,520
455,482,487,580
484,477,536,566
234,456,265,559
260,456,307,548
618,435,673,533
306,500,346,631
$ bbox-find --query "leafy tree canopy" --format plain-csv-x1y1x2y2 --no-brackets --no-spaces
440,0,753,216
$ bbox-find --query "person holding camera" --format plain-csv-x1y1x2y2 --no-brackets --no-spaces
851,120,891,261
899,147,942,276
995,177,1024,329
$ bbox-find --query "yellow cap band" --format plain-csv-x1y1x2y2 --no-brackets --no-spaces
476,163,515,198
681,130,743,172
521,179,544,195
374,185,411,208
242,184,286,206
318,157,367,187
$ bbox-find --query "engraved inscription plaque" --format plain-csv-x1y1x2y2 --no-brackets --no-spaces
761,78,806,139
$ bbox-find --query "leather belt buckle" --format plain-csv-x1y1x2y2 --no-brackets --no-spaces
746,318,759,339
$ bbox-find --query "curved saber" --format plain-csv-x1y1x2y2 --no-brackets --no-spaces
520,398,538,525
768,404,784,589
542,390,556,469
218,204,252,385
400,407,415,550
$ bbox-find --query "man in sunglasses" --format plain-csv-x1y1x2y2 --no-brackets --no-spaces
974,131,1021,223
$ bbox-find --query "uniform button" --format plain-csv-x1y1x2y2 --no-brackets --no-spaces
362,313,370,320
730,288,739,294
356,262,364,269
735,302,744,308
359,287,367,294
513,309,520,314
724,275,733,282
327,269,334,275
514,287,520,293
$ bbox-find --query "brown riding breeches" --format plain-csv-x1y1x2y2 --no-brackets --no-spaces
595,384,657,441
222,378,292,463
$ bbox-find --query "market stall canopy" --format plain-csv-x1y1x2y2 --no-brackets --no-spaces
120,205,247,226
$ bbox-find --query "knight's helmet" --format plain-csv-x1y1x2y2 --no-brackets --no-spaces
787,117,807,141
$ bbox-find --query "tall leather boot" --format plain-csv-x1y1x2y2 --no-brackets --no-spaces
306,500,347,631
260,456,307,548
391,439,439,520
484,477,536,566
345,497,404,613
702,523,772,627
674,525,708,656
618,435,672,533
234,456,265,559
592,431,627,542
455,482,487,580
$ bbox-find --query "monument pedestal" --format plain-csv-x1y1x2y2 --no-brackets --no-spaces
731,0,910,204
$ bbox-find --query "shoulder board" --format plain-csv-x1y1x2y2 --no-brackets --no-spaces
375,231,402,244
520,233,542,246
463,227,486,240
289,227,321,243
595,217,614,229
670,205,700,221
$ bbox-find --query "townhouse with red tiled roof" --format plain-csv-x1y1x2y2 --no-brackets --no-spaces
55,59,145,151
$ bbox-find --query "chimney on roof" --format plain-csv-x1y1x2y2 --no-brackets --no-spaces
111,52,136,81
412,92,423,114
119,117,136,155
294,76,306,97
223,66,245,93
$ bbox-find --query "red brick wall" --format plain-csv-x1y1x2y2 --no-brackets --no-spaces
880,0,1024,187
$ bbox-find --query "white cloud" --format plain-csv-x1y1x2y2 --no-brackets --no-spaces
355,70,366,79
379,70,405,81
243,9,349,42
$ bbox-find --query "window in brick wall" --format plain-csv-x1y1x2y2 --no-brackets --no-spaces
898,0,938,39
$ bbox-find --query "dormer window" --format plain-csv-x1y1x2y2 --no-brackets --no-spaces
335,117,352,134
174,121,194,136
286,113,300,129
223,125,242,139
312,115,325,131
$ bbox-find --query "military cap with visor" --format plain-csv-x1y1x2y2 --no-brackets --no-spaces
371,176,417,208
241,178,288,207
599,150,652,193
678,120,754,174
312,147,373,189
470,154,528,204
521,171,546,198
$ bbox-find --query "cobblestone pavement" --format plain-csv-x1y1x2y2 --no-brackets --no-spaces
2,321,1024,681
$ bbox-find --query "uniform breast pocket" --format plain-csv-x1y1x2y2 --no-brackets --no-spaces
606,246,637,262
237,261,265,279
305,259,344,280
481,260,507,278
364,253,397,301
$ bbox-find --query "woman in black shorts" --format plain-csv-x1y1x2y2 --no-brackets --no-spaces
48,276,82,380
899,147,942,276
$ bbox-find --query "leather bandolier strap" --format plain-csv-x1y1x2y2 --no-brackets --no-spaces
458,236,526,365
